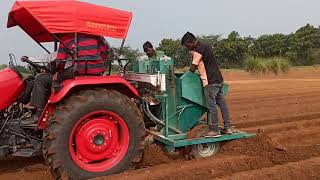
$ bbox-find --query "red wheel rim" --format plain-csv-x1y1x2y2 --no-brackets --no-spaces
69,110,129,172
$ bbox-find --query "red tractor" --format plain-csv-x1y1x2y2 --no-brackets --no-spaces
1,1,145,179
1,1,255,179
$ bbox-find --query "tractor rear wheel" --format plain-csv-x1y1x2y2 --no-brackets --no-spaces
43,89,145,179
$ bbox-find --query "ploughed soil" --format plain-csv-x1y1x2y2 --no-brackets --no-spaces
1,68,320,180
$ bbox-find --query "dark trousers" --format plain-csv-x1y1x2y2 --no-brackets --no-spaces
30,74,53,116
204,83,231,132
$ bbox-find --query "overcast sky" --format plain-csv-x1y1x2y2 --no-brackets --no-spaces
1,0,319,64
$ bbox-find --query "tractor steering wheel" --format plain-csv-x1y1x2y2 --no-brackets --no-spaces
20,56,51,73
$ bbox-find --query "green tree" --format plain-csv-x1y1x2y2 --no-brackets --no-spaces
110,46,142,71
249,24,320,66
197,34,221,47
289,24,320,65
157,38,190,68
215,31,249,68
0,64,8,70
250,34,292,58
112,46,142,60
156,24,320,69
15,65,28,73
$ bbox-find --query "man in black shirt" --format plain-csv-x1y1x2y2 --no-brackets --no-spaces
181,32,232,137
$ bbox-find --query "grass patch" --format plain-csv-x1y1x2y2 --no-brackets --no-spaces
244,57,291,75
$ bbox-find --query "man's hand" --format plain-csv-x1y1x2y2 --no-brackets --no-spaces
47,60,57,74
21,56,29,62
189,64,198,73
51,73,59,93
52,72,58,81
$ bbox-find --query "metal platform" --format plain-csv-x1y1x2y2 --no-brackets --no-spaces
150,130,255,148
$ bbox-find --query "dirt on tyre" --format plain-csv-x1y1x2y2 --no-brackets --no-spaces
42,89,145,179
187,124,220,158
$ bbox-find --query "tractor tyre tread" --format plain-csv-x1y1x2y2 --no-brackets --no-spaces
42,88,145,180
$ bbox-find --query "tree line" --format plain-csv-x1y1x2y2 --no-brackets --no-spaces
0,64,30,73
157,24,320,68
1,24,319,71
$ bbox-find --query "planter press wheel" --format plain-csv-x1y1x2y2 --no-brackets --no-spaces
186,124,220,158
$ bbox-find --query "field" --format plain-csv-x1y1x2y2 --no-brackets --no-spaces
1,68,320,180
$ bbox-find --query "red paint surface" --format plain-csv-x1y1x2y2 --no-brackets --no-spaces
69,110,129,172
8,1,132,42
0,68,24,110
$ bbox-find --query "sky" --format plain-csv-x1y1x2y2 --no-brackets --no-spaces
1,0,319,64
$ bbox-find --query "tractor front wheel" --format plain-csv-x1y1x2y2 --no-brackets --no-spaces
43,89,145,179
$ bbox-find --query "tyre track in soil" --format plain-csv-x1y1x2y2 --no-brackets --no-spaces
230,86,320,99
101,133,320,180
0,157,51,180
1,73,320,179
215,156,320,180
99,78,320,179
241,117,320,134
230,92,320,109
234,112,320,129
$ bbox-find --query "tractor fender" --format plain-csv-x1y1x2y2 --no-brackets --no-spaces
49,75,139,103
37,75,139,130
